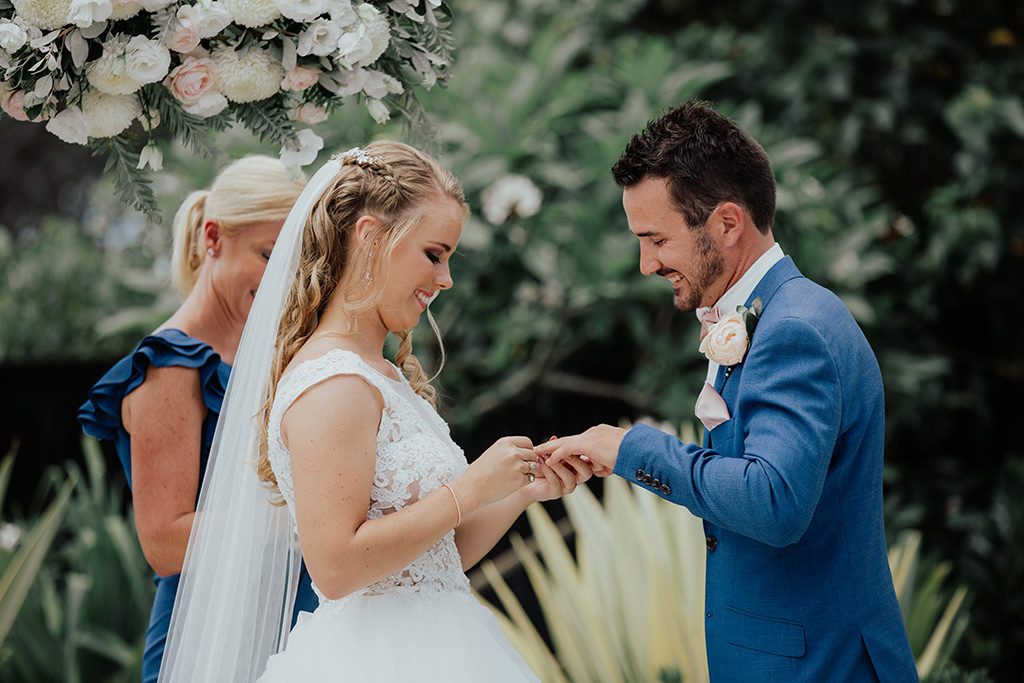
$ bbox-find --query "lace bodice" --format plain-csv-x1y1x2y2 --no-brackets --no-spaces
267,349,470,603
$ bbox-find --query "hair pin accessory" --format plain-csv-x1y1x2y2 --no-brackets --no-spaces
335,147,381,168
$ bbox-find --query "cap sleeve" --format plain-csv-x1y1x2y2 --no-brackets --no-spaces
78,329,227,441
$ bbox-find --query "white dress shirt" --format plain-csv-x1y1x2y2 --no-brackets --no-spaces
698,243,785,387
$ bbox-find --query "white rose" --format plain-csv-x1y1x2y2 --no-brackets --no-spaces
297,18,340,57
279,128,323,168
87,34,141,95
293,101,327,124
336,3,389,67
0,20,30,52
125,35,171,84
327,0,356,26
280,64,320,91
698,313,750,366
193,0,232,38
273,0,330,22
46,106,90,144
165,6,201,53
69,0,112,27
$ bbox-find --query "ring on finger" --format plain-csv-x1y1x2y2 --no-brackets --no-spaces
527,473,536,483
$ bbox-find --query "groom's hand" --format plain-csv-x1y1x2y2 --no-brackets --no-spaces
534,425,626,477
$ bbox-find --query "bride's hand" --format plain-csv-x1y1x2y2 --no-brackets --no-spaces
524,454,594,502
454,436,538,510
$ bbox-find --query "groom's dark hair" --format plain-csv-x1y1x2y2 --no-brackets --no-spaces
611,101,776,234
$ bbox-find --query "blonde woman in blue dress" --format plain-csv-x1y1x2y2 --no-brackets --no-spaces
158,142,589,682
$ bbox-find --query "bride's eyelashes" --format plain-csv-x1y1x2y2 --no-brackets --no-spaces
426,251,442,264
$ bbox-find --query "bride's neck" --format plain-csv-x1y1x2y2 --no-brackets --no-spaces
314,294,389,360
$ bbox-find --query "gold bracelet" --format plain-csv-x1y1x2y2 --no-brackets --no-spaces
441,483,462,528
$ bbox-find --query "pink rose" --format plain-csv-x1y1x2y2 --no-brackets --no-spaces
0,89,30,122
164,56,217,106
166,22,200,53
293,102,328,124
281,64,321,92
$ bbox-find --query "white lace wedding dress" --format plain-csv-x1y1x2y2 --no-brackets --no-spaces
258,349,539,682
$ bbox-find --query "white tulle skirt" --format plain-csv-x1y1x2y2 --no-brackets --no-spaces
258,589,539,682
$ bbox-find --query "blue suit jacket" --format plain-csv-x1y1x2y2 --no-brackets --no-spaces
615,257,918,682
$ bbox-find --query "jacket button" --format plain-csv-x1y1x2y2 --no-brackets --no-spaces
643,474,653,485
706,535,718,552
652,478,661,489
661,484,672,495
636,469,646,480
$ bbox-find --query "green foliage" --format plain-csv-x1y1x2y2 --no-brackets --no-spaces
88,136,159,222
0,441,153,683
0,218,171,362
0,448,75,652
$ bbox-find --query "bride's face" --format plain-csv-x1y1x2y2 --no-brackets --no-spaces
376,194,464,332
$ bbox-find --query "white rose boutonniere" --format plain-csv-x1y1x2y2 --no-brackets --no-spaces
698,298,763,367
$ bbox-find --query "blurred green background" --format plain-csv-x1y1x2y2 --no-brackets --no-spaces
2,0,1022,680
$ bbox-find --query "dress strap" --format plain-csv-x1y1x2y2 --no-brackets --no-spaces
270,349,399,431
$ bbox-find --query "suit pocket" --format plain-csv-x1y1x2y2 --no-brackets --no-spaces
723,606,806,658
709,419,735,453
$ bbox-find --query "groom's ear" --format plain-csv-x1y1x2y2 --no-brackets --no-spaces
715,202,746,248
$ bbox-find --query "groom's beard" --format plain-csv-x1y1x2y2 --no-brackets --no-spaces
665,230,725,312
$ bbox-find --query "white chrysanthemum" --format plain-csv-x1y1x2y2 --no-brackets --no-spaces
81,89,140,137
87,34,142,95
222,0,281,28
109,0,142,20
12,0,72,30
212,45,284,102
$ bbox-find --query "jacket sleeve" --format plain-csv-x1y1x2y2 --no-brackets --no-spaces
614,316,842,547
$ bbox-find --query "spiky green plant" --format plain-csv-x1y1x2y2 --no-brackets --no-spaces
478,431,971,682
0,439,153,683
0,448,76,651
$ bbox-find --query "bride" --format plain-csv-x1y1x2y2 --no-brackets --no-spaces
157,141,589,682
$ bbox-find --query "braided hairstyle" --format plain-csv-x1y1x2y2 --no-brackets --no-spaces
257,141,467,492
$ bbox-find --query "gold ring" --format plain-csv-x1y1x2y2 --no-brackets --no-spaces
528,473,536,483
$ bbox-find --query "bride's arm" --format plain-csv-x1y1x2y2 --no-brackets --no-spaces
453,458,591,570
284,375,532,600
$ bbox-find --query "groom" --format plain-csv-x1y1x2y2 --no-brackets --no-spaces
538,102,918,682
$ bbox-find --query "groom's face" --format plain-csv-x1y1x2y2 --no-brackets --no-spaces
623,176,725,312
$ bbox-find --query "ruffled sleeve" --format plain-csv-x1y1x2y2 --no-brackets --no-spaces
78,329,228,441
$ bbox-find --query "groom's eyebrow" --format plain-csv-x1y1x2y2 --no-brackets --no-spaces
633,230,660,238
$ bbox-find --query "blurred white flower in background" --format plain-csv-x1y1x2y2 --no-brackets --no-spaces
481,174,543,225
212,45,283,102
81,89,140,137
0,522,21,551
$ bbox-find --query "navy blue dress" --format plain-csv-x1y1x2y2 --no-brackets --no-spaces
78,329,317,683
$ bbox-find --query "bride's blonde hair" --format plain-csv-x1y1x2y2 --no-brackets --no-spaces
256,141,466,491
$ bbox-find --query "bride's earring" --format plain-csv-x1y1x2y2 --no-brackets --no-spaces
363,244,374,288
